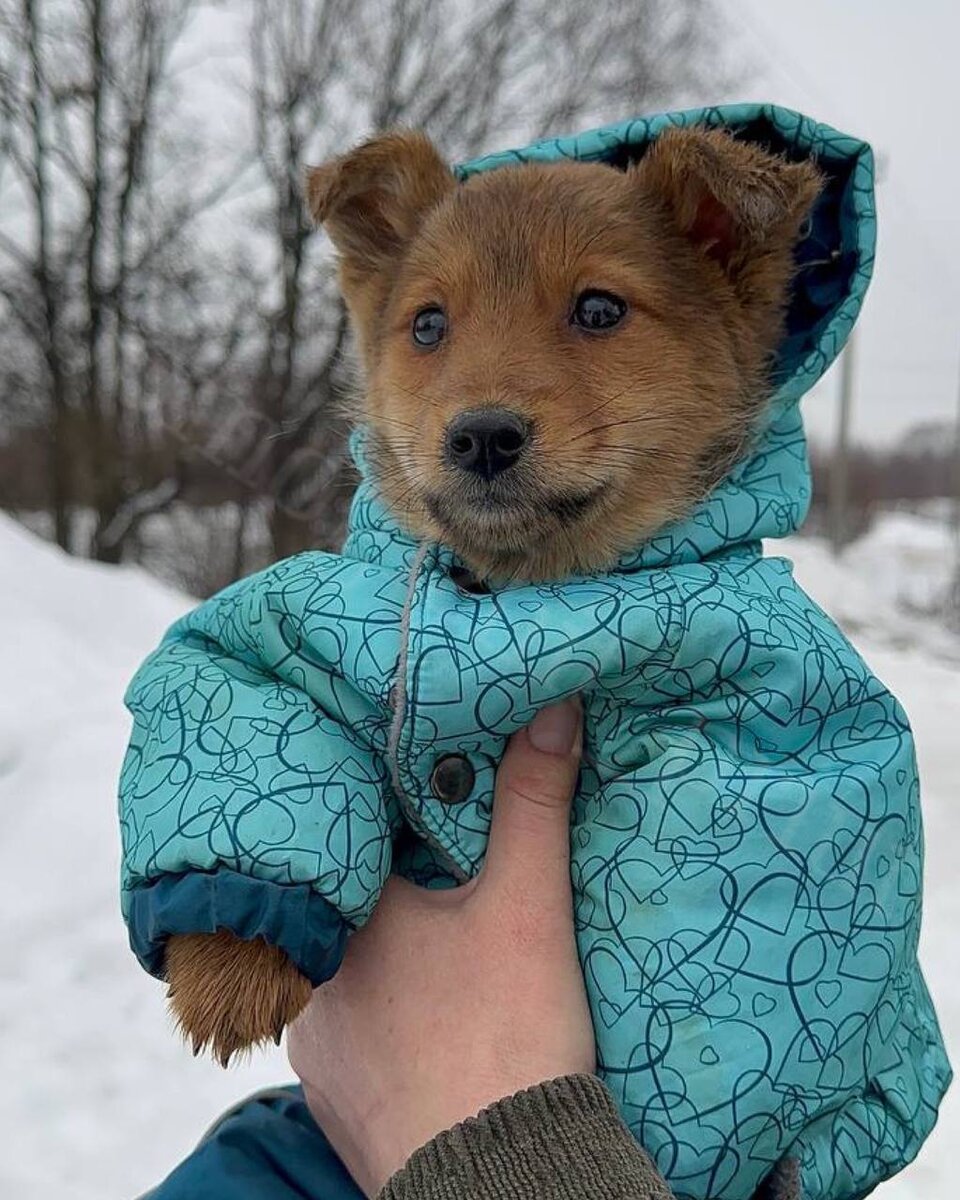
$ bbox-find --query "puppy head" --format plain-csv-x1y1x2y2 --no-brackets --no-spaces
308,127,821,581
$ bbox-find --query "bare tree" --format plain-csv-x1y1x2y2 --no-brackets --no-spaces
0,0,741,588
0,0,245,559
241,0,357,560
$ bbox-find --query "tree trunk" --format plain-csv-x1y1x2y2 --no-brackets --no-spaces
24,0,72,550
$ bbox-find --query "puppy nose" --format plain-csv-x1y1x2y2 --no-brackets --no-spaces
445,409,528,479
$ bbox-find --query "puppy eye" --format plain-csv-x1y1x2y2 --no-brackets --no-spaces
571,290,627,332
412,306,447,347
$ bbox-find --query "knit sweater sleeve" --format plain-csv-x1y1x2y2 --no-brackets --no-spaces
378,1075,674,1200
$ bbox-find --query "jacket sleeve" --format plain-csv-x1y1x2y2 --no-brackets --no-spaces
118,553,403,985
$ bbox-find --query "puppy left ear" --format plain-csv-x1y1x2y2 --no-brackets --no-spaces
305,129,455,276
633,127,822,285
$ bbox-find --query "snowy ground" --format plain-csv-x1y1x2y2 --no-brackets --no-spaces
1,510,957,1198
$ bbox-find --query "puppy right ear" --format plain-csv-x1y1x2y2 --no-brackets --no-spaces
632,127,822,291
306,130,454,275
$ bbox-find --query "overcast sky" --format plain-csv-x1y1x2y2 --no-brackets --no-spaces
732,0,959,447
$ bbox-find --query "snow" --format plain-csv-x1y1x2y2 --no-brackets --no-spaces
0,513,285,1200
0,509,957,1198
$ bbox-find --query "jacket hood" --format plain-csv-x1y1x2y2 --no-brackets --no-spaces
348,103,876,573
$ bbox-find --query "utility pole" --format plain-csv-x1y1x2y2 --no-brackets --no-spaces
948,341,960,629
951,340,960,539
829,331,857,556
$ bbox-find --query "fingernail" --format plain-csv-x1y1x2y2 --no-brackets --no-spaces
528,697,581,756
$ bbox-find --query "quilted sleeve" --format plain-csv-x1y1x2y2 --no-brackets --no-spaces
575,557,947,1199
118,552,403,985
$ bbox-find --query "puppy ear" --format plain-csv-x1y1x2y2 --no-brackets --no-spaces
633,127,822,283
305,130,454,274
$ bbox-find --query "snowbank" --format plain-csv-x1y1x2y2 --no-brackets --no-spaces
0,514,285,1200
0,512,956,1197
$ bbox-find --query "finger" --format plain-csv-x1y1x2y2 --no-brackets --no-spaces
480,696,582,902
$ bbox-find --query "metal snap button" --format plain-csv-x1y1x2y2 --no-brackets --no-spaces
449,565,491,595
429,754,476,805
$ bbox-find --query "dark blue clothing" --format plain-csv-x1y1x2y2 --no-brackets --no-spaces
143,1087,362,1200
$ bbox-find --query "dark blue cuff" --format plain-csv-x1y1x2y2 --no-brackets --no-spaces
126,869,350,986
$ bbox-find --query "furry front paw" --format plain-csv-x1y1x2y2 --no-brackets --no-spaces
164,930,313,1066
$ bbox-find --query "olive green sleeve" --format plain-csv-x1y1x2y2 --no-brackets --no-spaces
378,1074,675,1200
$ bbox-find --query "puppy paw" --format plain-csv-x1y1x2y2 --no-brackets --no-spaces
164,930,313,1067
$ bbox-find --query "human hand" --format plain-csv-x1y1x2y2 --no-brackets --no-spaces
287,697,592,1197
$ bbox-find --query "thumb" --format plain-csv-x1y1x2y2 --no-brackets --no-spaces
481,696,582,902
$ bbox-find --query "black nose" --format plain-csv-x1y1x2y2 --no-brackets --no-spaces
445,409,528,479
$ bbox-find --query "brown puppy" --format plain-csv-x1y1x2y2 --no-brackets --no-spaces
166,127,822,1063
311,127,821,581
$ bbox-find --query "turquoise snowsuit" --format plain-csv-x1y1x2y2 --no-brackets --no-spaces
119,104,950,1200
